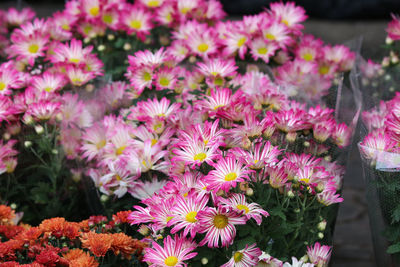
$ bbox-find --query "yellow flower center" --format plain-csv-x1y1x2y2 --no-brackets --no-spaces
319,66,330,75
166,216,173,222
302,53,314,61
265,33,276,40
282,19,289,26
69,58,80,63
142,160,147,167
164,256,178,266
214,77,224,86
44,87,53,92
159,77,170,87
143,72,152,81
116,146,126,155
89,6,100,16
96,139,106,149
185,211,198,223
83,25,92,34
165,13,172,22
234,252,244,263
151,139,158,146
257,47,268,55
0,82,6,91
300,178,310,184
180,7,190,14
71,78,82,85
213,214,228,229
103,14,113,24
61,24,70,31
116,174,122,181
130,20,142,30
197,43,209,53
211,71,218,76
225,172,237,181
237,37,247,47
147,0,160,7
28,44,39,54
236,204,249,214
193,152,207,161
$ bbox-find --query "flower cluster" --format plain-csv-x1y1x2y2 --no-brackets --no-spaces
0,206,146,266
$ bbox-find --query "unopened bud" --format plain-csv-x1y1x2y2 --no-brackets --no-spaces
303,141,310,147
100,194,109,202
294,208,300,213
390,87,395,92
3,132,10,140
391,55,399,64
287,190,295,198
201,258,208,265
318,232,324,239
316,184,324,193
246,188,254,196
24,141,32,148
97,44,105,51
123,43,131,51
138,225,150,236
55,113,63,122
51,149,58,155
382,57,390,67
107,34,115,41
34,125,44,134
86,84,95,92
188,55,197,63
323,155,331,162
83,37,91,44
10,203,17,210
300,255,308,263
317,220,327,231
386,36,394,45
23,115,34,125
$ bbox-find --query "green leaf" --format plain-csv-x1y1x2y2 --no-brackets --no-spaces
387,243,400,254
269,207,286,220
392,205,400,223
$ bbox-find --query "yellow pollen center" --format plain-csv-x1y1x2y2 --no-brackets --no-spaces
166,216,173,222
151,139,158,146
211,71,218,76
254,159,259,164
44,87,53,92
194,152,207,161
265,33,276,40
103,14,113,24
69,58,80,63
143,72,152,81
319,66,330,75
302,53,314,61
130,20,142,30
28,44,39,54
237,37,247,47
116,146,126,155
282,19,289,26
185,211,198,223
165,13,172,22
197,43,209,53
234,252,244,263
71,78,82,85
142,160,147,167
214,77,224,86
180,7,190,14
96,139,106,149
164,256,178,266
116,175,122,181
301,178,310,184
0,82,6,91
159,77,170,87
225,172,237,181
61,24,70,31
236,204,250,214
257,47,268,55
89,6,100,16
213,214,228,229
83,25,92,34
147,0,160,7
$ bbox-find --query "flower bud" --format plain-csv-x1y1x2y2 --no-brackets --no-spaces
287,190,295,198
300,255,308,263
317,220,327,231
86,84,95,92
315,184,324,193
189,56,197,63
323,155,331,162
386,36,394,45
23,115,34,125
123,43,131,51
100,194,109,202
246,188,254,196
34,125,44,134
3,132,10,140
51,149,58,155
55,113,63,122
303,141,310,147
10,203,17,210
107,34,115,41
84,37,91,44
138,225,150,236
390,87,395,92
97,44,105,51
201,258,208,265
391,55,399,64
24,141,33,148
294,208,300,213
318,232,324,239
382,57,390,67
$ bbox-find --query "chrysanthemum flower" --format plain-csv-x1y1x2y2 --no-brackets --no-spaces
197,59,238,86
80,232,113,257
65,65,96,86
121,7,153,39
172,139,220,168
232,141,281,170
262,21,291,48
307,242,331,267
283,257,314,267
218,194,269,225
63,249,99,267
144,235,197,267
31,72,66,93
270,2,307,33
317,181,343,206
50,39,93,65
221,243,262,267
168,193,209,238
0,62,25,95
24,101,61,121
9,34,49,66
250,38,279,63
187,29,219,58
387,14,400,41
197,206,246,248
5,7,35,27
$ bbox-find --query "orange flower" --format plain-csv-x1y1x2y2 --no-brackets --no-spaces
110,233,142,259
39,218,79,239
14,227,42,246
112,210,132,224
80,232,113,257
63,249,99,267
0,205,15,226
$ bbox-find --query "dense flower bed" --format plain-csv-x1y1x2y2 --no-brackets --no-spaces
0,0,360,266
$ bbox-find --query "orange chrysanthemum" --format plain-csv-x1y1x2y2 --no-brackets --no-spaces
39,218,80,239
110,233,143,259
0,205,15,226
14,227,42,246
63,249,99,267
80,232,113,257
112,210,132,225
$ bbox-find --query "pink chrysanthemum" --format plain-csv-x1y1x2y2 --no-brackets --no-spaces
307,242,331,267
144,235,197,267
197,206,246,248
221,243,262,267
